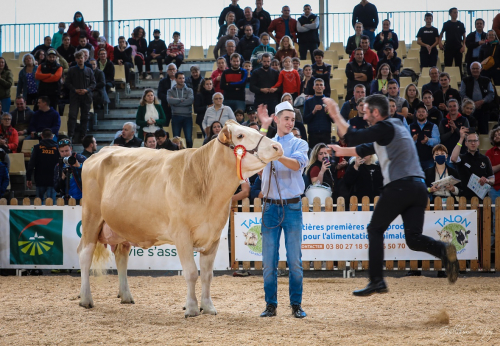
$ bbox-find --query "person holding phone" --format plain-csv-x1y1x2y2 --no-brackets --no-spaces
324,94,459,296
305,143,335,195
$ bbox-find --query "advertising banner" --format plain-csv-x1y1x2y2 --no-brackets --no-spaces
0,206,229,270
234,210,478,261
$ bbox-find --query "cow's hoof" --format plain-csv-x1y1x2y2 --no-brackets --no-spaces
117,294,121,298
120,300,135,304
201,307,217,315
184,311,201,318
79,301,94,309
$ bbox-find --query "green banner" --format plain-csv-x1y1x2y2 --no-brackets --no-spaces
9,210,63,265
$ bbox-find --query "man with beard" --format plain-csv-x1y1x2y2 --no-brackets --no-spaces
250,53,281,119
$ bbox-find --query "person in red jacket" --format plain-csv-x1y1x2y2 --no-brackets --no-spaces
267,6,298,44
271,57,301,99
94,36,114,61
0,113,19,153
349,35,379,78
67,11,94,48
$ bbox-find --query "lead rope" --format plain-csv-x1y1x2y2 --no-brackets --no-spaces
261,162,286,229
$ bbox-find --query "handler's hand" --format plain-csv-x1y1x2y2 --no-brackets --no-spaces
327,144,345,157
257,104,273,128
322,97,340,122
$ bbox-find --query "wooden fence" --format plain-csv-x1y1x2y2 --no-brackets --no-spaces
230,196,500,272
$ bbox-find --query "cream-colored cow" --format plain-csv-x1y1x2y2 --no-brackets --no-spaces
77,120,283,317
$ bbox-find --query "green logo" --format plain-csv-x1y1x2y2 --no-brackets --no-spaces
10,210,64,265
437,223,471,252
243,225,262,255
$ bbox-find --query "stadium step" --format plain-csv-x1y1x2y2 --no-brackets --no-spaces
92,132,119,142
106,110,137,119
93,119,134,130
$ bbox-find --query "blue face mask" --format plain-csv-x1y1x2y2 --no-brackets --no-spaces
435,155,446,165
59,27,64,33
76,17,82,22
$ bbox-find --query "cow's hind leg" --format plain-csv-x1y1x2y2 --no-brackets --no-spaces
177,242,200,317
200,239,220,315
115,243,134,304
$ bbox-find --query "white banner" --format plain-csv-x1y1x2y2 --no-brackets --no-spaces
234,210,478,261
0,206,229,270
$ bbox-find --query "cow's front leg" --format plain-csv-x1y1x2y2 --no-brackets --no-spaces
177,242,200,317
200,239,220,315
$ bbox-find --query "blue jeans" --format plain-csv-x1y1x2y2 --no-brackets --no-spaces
171,115,193,148
36,186,57,204
224,99,246,113
262,201,303,306
363,29,376,48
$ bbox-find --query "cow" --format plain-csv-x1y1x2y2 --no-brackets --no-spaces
77,120,283,317
455,229,471,246
437,229,452,243
243,231,258,246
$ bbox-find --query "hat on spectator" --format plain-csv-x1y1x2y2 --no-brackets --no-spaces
275,101,294,116
154,29,161,34
98,36,106,44
247,107,256,114
47,48,57,56
383,43,393,50
415,102,427,112
422,90,433,97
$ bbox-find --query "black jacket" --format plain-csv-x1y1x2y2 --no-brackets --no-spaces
250,67,281,103
113,46,133,64
147,39,167,57
237,35,260,61
219,4,244,26
57,45,76,64
65,65,96,98
253,9,271,36
27,139,60,187
157,77,175,126
194,88,215,126
479,43,500,70
424,164,462,199
99,59,115,86
343,161,383,202
465,31,487,64
346,60,373,94
346,35,360,56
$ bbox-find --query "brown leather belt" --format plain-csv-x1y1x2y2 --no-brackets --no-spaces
264,197,301,205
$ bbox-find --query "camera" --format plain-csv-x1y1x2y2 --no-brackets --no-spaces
62,156,77,166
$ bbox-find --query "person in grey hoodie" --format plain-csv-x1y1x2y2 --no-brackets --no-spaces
167,72,194,147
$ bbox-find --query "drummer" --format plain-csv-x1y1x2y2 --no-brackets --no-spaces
305,143,336,197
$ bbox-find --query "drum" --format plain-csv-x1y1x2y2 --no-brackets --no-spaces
305,184,332,204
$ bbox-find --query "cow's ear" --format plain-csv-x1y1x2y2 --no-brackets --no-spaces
219,126,231,144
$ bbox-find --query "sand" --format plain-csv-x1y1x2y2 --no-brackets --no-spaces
0,274,499,345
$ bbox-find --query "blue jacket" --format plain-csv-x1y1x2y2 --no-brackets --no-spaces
303,95,332,134
17,65,39,99
0,162,9,196
53,153,86,200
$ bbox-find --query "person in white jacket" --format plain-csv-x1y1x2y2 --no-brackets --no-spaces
202,92,235,134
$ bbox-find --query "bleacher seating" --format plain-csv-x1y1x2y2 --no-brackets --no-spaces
397,40,407,58
328,42,346,59
330,78,345,98
8,153,26,198
185,46,204,62
402,58,420,74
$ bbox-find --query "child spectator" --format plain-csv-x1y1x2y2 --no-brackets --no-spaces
165,31,185,69
272,57,301,99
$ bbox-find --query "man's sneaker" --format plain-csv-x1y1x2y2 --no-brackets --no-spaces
291,304,307,318
159,73,164,79
145,74,152,80
260,304,277,317
442,243,459,284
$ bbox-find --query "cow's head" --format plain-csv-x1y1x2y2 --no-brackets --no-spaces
218,120,283,179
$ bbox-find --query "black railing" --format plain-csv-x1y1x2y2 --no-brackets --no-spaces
1,9,499,55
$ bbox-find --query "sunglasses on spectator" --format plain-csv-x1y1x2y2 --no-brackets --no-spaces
58,139,72,146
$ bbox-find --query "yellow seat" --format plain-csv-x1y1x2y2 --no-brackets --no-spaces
18,52,30,66
410,40,419,50
444,66,462,81
59,116,68,136
204,71,212,79
398,40,407,58
406,49,420,61
163,126,173,139
185,46,204,62
330,78,345,98
10,87,17,101
2,52,15,60
114,64,126,83
331,68,347,86
318,42,325,51
337,59,349,70
8,153,26,175
212,61,217,71
328,42,346,59
305,50,311,62
206,45,216,60
193,138,204,148
399,77,413,90
417,75,431,86
21,139,38,161
11,67,21,84
479,135,490,151
324,50,339,68
402,58,420,74
62,104,70,117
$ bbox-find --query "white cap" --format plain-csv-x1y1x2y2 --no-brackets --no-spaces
275,101,294,115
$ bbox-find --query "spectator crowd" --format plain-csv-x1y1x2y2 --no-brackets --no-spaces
0,2,500,209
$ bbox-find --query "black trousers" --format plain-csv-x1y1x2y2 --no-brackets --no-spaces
145,55,164,72
473,108,489,134
308,132,332,149
123,62,134,84
299,42,318,63
367,179,445,281
420,50,438,68
165,54,184,69
68,94,92,138
444,48,463,76
133,55,144,74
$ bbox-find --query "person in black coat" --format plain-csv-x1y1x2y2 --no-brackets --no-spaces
343,154,383,202
194,79,215,138
465,19,487,75
424,144,461,202
128,26,147,77
346,22,364,56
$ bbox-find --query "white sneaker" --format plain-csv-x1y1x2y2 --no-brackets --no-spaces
145,74,152,80
159,73,164,79
126,83,131,94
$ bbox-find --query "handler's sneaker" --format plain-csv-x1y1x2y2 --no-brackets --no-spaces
260,304,276,317
442,243,459,284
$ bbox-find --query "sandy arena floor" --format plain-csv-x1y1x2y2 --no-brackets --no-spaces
0,273,499,345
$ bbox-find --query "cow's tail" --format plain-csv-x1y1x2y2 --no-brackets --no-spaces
91,243,110,277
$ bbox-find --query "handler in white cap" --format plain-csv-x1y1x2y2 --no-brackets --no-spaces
256,101,309,319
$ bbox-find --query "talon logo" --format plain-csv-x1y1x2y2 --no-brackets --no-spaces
10,210,63,265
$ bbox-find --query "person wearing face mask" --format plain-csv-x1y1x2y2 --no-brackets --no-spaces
68,12,93,48
145,29,167,80
425,144,461,203
52,23,66,50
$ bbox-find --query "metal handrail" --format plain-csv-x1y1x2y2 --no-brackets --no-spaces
1,9,499,55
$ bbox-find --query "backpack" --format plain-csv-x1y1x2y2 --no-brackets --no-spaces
399,68,418,82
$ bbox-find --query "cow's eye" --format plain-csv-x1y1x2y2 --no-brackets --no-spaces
237,134,244,139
